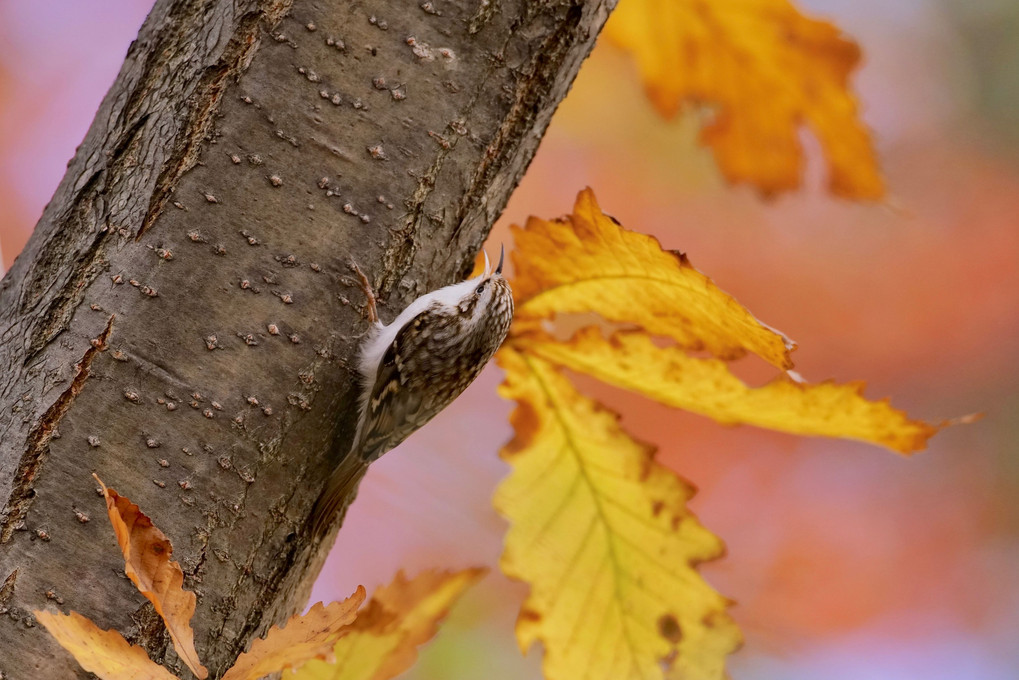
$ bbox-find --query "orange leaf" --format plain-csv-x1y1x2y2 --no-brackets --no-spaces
510,188,795,369
603,0,883,199
93,475,207,679
220,586,366,680
34,610,180,680
292,569,485,680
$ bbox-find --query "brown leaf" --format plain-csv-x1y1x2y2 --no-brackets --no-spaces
291,568,486,680
220,586,366,680
93,474,207,679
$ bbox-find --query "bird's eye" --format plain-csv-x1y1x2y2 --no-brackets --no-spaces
475,282,486,295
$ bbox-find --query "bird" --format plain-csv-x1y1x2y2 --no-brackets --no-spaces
309,246,514,538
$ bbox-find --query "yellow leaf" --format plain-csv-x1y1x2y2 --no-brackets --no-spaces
603,0,883,199
34,610,180,680
93,475,207,679
291,568,485,680
494,347,741,680
221,587,366,680
510,188,794,369
515,328,941,454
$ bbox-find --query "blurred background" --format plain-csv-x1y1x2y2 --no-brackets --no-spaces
1,1,1016,678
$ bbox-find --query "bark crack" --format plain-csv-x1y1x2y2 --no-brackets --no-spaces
454,2,588,247
0,568,17,612
0,316,115,543
388,38,509,297
137,0,294,239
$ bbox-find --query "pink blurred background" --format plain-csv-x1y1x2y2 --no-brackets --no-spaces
2,1,1017,678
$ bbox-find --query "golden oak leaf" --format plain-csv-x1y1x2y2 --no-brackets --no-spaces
514,327,940,453
494,347,741,680
220,587,366,680
603,0,883,199
93,475,207,679
291,568,485,680
34,610,180,680
510,188,794,369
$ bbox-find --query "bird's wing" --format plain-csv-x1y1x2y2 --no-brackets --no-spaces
357,308,436,462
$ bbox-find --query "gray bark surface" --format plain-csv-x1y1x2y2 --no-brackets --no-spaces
0,0,611,676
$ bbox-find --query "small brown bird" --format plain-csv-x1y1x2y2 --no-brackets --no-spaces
310,247,514,537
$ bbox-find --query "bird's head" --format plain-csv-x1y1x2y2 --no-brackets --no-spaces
441,245,514,334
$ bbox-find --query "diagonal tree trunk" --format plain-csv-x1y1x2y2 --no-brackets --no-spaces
0,0,611,676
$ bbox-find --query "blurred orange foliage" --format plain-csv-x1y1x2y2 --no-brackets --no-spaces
604,0,884,199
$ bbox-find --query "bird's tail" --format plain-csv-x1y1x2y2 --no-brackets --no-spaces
308,453,369,540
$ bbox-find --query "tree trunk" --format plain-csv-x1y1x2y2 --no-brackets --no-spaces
0,0,611,676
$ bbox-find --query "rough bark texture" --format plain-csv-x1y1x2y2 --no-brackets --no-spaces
0,0,611,676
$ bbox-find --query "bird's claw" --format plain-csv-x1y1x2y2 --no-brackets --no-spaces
347,260,379,324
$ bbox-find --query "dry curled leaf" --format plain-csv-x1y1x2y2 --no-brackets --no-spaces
515,327,941,453
292,568,485,680
511,188,795,369
220,586,366,680
604,0,883,199
494,348,741,680
93,474,207,679
34,610,180,680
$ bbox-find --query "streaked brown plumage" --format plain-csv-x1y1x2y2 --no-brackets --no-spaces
310,249,514,538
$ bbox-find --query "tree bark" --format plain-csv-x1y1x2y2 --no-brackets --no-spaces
0,0,611,676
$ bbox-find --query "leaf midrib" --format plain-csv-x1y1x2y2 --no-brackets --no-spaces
522,353,658,680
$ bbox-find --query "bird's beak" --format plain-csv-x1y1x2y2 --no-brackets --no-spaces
495,244,505,275
482,249,491,277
